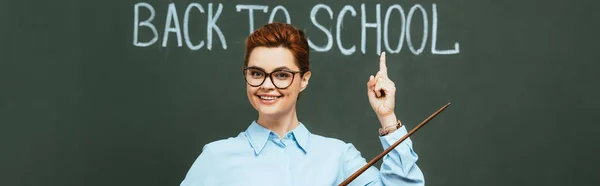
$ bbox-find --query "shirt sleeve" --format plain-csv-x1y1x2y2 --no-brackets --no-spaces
341,125,425,186
180,145,218,186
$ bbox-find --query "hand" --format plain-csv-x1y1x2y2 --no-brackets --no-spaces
367,52,398,127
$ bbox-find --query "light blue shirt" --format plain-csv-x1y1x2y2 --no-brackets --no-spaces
180,121,424,186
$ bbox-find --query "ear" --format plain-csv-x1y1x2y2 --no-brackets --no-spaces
300,71,311,92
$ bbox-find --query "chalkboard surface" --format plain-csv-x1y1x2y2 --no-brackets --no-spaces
1,0,599,185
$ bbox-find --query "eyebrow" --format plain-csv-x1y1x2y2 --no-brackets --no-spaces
248,65,295,71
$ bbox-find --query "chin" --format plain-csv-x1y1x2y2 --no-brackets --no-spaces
254,103,283,116
257,108,282,116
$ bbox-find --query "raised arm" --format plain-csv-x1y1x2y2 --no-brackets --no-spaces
342,52,425,185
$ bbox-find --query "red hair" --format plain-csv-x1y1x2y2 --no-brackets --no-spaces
244,22,310,74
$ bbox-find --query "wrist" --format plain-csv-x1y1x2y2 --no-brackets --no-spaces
378,113,399,128
378,118,402,136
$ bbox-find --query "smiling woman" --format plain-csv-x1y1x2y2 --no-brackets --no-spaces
179,22,424,186
244,46,309,130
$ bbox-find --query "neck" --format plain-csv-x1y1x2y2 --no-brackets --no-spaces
256,108,299,139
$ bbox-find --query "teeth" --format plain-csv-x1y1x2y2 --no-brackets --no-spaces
260,96,278,100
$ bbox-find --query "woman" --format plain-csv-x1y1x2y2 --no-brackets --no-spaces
180,23,424,186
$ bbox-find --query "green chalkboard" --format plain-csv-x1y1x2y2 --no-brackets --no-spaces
1,0,599,185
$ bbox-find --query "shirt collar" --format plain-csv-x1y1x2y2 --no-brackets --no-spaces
245,121,310,155
292,122,310,153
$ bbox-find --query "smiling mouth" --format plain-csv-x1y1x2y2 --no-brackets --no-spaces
258,95,282,100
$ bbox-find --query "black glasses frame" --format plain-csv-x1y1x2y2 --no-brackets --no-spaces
242,66,302,89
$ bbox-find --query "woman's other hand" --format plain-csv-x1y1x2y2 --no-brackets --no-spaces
367,52,399,127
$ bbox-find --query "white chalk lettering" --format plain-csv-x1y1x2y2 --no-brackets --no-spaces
268,5,291,24
162,3,183,47
184,3,205,50
431,4,459,55
308,4,333,52
236,5,269,34
133,2,158,47
406,4,428,55
336,5,357,55
207,3,227,50
383,5,406,54
360,4,381,54
131,2,460,56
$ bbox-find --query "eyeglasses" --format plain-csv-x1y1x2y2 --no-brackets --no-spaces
242,66,302,89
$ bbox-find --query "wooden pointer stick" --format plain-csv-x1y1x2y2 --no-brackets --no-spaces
338,102,451,186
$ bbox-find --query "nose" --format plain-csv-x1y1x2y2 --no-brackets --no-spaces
261,76,276,89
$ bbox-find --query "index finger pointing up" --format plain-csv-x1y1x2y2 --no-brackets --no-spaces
379,52,388,77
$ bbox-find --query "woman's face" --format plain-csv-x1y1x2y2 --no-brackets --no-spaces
245,46,311,117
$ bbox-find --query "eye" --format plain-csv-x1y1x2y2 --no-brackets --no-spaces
248,69,264,78
273,71,292,79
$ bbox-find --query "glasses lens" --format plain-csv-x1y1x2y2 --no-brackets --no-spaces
272,71,294,88
245,68,265,86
